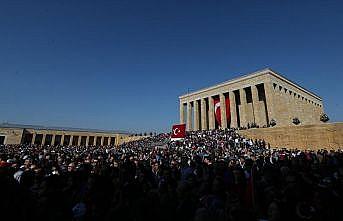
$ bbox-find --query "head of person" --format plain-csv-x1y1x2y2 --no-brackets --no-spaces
68,162,76,172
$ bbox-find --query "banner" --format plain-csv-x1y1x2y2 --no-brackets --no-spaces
171,124,186,140
214,98,221,126
213,97,231,127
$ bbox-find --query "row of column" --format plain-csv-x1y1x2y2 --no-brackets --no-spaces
180,82,275,131
31,134,115,146
181,92,237,131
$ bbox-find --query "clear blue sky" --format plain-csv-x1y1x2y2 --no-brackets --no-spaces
0,0,342,133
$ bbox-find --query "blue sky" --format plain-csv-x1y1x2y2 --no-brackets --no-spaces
0,0,342,132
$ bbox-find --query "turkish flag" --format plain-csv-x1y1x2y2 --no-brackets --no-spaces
214,98,221,125
171,124,186,140
213,97,231,127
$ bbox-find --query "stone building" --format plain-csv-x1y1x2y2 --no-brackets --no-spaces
0,123,140,146
179,68,324,131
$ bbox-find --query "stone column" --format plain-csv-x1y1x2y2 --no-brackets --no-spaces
193,100,200,131
208,96,215,130
100,136,104,145
229,92,238,128
239,89,247,127
180,102,185,124
86,136,89,146
70,135,73,146
219,93,227,129
251,85,261,126
77,136,82,146
41,134,46,146
201,98,208,130
115,135,119,146
264,81,276,126
61,135,65,146
31,133,36,145
51,135,56,146
186,102,192,131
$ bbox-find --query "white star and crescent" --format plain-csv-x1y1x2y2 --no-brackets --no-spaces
173,128,181,136
214,102,221,113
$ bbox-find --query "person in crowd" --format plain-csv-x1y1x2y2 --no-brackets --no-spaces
0,129,342,221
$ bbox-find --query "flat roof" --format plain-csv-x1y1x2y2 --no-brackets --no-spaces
179,68,322,101
0,123,131,135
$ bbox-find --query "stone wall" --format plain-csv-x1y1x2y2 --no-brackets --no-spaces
0,128,24,144
121,136,147,143
238,123,343,150
269,75,323,127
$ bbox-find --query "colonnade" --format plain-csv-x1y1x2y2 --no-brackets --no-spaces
30,133,116,146
180,84,272,131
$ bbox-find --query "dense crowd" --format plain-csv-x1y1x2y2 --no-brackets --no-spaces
1,129,343,221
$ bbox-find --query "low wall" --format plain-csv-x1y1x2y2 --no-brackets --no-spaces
120,136,146,144
238,123,343,150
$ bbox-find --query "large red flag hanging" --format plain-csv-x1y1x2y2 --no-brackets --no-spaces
213,97,231,127
171,124,186,140
214,98,221,126
226,97,231,125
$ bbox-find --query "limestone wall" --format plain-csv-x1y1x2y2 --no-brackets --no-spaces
121,136,147,143
270,75,323,126
238,123,343,150
0,128,24,144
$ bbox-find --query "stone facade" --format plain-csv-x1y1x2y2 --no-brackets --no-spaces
0,124,142,146
0,128,24,145
179,68,324,130
238,123,343,150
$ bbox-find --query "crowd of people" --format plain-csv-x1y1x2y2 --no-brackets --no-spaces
1,129,343,221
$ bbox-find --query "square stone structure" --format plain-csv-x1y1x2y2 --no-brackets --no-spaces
179,68,324,131
0,123,142,146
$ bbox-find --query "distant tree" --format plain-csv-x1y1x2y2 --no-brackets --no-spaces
250,122,257,128
269,119,276,127
292,117,301,125
320,113,330,122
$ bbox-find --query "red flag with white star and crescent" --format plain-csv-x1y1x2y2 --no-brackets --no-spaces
213,97,231,127
171,124,186,140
